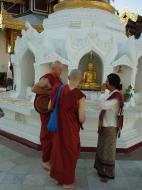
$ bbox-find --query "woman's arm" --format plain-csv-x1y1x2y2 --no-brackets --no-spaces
78,97,86,124
99,99,118,110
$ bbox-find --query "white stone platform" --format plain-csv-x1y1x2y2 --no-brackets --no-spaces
0,91,142,151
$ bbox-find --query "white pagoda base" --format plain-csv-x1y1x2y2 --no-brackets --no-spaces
0,91,142,152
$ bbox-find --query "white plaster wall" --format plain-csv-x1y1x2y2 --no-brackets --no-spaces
135,57,142,93
19,50,35,98
114,65,133,90
39,62,52,77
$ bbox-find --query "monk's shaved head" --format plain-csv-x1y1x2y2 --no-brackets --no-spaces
51,61,63,69
51,60,64,77
69,69,82,82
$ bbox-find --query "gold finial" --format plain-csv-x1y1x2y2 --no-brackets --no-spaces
88,50,94,65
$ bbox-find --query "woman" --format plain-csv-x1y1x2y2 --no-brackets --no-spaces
48,69,86,189
94,73,123,182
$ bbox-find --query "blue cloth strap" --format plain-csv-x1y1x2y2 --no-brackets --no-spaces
54,85,63,108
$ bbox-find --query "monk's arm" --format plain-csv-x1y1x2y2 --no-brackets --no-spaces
78,97,86,124
48,100,52,111
32,78,52,95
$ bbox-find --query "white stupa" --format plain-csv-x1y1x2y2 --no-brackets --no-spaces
0,0,142,151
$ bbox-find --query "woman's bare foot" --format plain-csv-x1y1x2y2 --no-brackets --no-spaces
100,177,109,183
42,162,51,170
53,179,60,185
62,183,75,189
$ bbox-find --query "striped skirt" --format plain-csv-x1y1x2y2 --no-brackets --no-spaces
94,127,118,178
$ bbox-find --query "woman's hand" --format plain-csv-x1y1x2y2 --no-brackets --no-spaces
101,83,107,92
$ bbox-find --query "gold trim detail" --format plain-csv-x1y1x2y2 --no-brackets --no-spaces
54,0,115,14
119,8,138,25
0,6,43,32
34,24,44,33
0,7,25,30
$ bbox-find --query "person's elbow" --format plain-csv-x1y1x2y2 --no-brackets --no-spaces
31,86,36,93
32,84,39,93
79,114,86,124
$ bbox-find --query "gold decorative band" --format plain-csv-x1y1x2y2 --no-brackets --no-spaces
54,1,115,14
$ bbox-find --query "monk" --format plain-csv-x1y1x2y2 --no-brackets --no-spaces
32,61,64,170
48,69,86,189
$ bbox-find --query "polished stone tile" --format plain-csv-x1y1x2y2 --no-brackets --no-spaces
0,161,15,172
76,168,89,190
1,174,26,184
84,159,94,168
22,185,44,190
0,184,22,190
23,174,54,186
0,136,142,190
44,185,62,190
29,165,49,175
8,164,32,174
0,172,7,183
126,177,142,189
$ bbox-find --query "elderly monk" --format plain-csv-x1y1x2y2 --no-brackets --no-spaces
48,69,86,189
32,61,64,170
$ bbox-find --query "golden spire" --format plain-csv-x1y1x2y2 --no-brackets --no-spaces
54,0,115,14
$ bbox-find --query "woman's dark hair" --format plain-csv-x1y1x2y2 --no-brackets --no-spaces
107,73,122,91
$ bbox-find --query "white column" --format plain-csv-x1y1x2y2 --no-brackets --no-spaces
102,66,113,82
34,63,40,83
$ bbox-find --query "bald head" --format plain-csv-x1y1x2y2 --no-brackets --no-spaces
68,69,82,82
51,60,64,77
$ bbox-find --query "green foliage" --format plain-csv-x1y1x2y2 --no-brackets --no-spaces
124,85,133,101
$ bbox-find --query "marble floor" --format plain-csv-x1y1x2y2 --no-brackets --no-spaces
0,136,142,190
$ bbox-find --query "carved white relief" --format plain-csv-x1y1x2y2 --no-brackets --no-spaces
10,8,141,102
112,55,133,68
44,9,124,32
135,38,142,62
65,27,117,67
112,55,134,91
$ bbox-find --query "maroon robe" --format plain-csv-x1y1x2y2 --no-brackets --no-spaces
50,85,86,184
39,73,62,162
